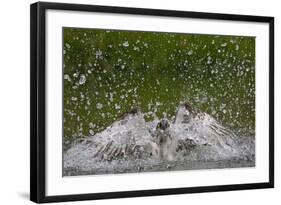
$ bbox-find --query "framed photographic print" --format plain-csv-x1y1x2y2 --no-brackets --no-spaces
30,1,274,203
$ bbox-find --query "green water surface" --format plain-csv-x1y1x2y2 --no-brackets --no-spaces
63,28,255,141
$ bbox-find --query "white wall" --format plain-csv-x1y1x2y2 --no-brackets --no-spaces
0,0,279,204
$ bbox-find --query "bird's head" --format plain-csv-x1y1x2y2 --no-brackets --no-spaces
156,119,170,131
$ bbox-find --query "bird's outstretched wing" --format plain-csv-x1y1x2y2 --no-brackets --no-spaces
172,103,238,152
64,108,153,162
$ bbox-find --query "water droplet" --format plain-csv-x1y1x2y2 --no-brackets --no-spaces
89,129,95,135
95,50,103,59
123,41,129,47
64,74,71,81
65,43,71,49
96,103,103,109
79,74,86,85
115,104,121,110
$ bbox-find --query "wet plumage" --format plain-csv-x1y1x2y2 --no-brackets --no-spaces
65,103,240,163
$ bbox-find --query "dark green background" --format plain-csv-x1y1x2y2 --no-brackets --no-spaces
63,27,255,142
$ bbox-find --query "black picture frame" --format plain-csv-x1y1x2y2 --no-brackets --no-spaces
30,1,274,203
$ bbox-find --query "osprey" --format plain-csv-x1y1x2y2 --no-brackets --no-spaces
151,119,177,161
64,103,241,164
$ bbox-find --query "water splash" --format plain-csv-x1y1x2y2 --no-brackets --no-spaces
64,105,255,176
